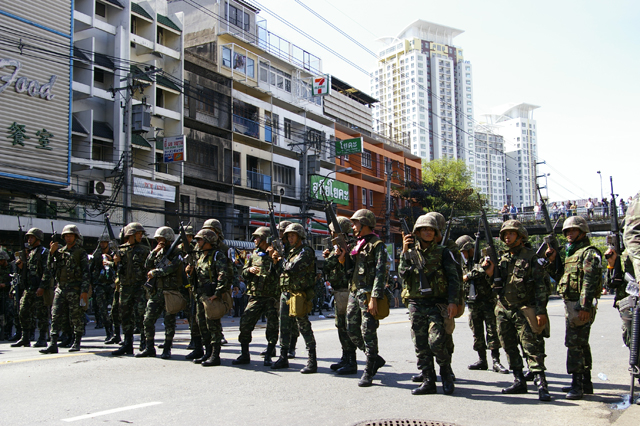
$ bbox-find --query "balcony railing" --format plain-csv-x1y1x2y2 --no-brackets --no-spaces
247,170,271,192
233,115,260,139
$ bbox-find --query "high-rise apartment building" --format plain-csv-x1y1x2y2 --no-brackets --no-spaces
370,20,475,176
481,103,540,208
473,131,506,209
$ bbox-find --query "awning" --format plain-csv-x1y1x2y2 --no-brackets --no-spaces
224,239,255,250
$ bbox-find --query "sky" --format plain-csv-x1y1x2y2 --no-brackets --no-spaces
254,0,640,203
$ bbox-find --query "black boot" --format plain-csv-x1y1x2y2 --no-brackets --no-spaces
11,330,30,347
104,323,113,343
105,325,121,344
263,343,276,367
185,336,204,361
288,335,297,359
111,333,134,356
160,338,172,360
491,349,509,374
186,338,195,350
468,351,488,370
411,372,424,383
59,333,73,348
330,351,347,371
8,327,21,342
40,334,58,354
337,352,358,375
583,370,593,394
300,347,317,374
358,356,377,387
69,333,82,352
136,337,156,357
260,345,277,357
523,369,535,381
565,373,583,400
412,368,437,395
372,354,386,375
202,344,221,366
33,331,47,348
271,348,290,370
441,365,455,395
139,334,146,351
534,372,552,401
232,342,251,365
502,369,528,394
158,341,165,349
194,344,212,364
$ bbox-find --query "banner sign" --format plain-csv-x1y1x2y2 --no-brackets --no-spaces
163,135,185,163
312,75,330,96
133,177,176,203
310,175,349,206
335,137,363,156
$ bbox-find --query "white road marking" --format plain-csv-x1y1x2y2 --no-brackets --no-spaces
61,402,162,422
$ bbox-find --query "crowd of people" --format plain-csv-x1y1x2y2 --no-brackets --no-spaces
1,195,639,401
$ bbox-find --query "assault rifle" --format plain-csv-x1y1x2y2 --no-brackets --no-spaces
536,185,564,277
50,222,61,244
478,200,502,293
104,214,120,253
467,219,482,302
144,230,183,290
400,217,431,295
267,197,285,255
177,218,197,319
624,273,639,403
319,184,349,254
16,217,28,289
440,204,456,246
606,177,624,302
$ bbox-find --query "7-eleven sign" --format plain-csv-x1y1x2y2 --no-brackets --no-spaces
312,75,331,96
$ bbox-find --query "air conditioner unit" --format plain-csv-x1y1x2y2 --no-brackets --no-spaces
89,181,113,197
275,185,286,197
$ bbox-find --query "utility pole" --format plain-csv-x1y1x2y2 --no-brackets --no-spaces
385,160,392,243
122,73,133,225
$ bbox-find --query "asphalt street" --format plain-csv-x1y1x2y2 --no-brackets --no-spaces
1,294,638,426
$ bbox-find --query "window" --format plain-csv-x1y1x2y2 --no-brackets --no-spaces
225,2,250,32
222,46,232,68
131,16,137,35
284,118,292,139
156,88,164,108
94,69,104,84
361,150,372,168
274,164,294,186
362,188,367,205
95,1,106,17
369,190,374,206
157,27,164,45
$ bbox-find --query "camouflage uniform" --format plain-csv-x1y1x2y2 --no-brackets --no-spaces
606,252,633,346
17,244,51,345
464,262,501,352
8,258,23,340
116,241,150,338
90,248,115,340
324,249,357,358
181,239,201,352
0,257,12,339
622,192,640,389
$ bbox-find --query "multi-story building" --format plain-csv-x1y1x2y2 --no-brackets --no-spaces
370,20,476,183
473,131,506,209
481,103,540,208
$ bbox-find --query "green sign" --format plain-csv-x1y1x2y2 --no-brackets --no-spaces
335,137,362,156
310,175,349,206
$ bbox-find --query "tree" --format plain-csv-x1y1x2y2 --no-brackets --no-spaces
398,158,484,225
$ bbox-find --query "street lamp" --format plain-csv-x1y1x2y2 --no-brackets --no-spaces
597,171,603,201
506,178,513,205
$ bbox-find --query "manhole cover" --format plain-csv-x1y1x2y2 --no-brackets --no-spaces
353,421,457,426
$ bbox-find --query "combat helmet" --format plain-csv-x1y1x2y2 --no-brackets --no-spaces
499,220,528,242
25,227,44,241
203,219,223,236
195,229,218,246
251,226,271,240
124,222,145,237
0,250,9,261
329,216,353,235
456,235,475,252
62,224,82,239
283,223,306,240
184,225,195,236
562,216,590,234
278,220,292,233
412,214,441,237
98,233,110,242
350,209,376,228
426,212,446,232
153,226,175,242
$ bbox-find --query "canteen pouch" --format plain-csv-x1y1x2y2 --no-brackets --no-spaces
437,303,455,335
365,292,390,321
520,306,550,337
564,300,596,328
334,289,349,316
164,290,187,315
202,291,232,320
287,291,312,317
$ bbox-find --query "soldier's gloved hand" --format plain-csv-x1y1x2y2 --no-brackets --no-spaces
36,287,44,297
604,248,616,267
80,292,89,306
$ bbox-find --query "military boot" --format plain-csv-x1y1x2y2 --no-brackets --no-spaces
565,373,583,400
271,348,290,370
202,344,221,367
502,369,528,394
468,350,488,370
411,372,424,383
136,337,156,357
534,372,552,401
372,354,386,375
105,325,121,344
412,368,437,395
158,341,165,349
523,369,535,381
260,345,276,357
330,351,347,371
232,342,251,365
160,338,172,360
441,365,455,395
194,344,212,364
8,326,21,342
185,336,204,361
111,333,134,356
583,370,593,394
300,347,317,374
33,331,48,348
11,330,30,347
139,334,146,351
186,338,195,350
288,335,297,359
491,349,509,374
59,333,73,348
68,333,82,352
358,356,377,387
263,343,276,367
336,352,358,375
40,333,58,354
104,323,113,343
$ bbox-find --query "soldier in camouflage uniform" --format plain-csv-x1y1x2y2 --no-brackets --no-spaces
11,228,51,348
546,216,603,400
271,223,318,374
40,225,90,353
0,250,12,340
456,235,508,374
339,209,388,387
180,226,204,360
187,229,231,366
136,227,185,360
483,220,550,401
111,223,150,356
605,250,633,347
399,215,460,395
90,234,115,343
232,227,280,366
323,216,358,375
622,192,640,395
276,220,300,358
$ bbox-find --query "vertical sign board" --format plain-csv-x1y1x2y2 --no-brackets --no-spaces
312,75,331,96
0,2,72,185
163,135,186,163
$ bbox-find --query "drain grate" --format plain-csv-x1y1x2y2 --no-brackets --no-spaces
352,420,457,426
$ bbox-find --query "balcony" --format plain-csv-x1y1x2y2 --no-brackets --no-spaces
247,170,271,192
233,114,260,139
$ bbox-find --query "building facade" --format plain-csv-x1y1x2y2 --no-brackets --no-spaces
473,131,507,209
